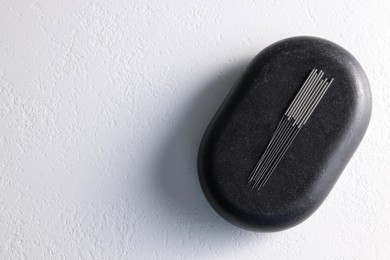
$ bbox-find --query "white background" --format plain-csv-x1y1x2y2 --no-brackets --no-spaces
0,1,389,259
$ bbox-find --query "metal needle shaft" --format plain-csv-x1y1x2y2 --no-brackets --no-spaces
249,69,334,190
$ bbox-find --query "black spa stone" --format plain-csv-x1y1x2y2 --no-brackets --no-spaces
197,36,372,232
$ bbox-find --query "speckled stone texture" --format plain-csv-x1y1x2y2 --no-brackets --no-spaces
198,36,371,231
0,1,389,259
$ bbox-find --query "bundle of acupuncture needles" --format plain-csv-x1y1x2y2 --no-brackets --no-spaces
248,69,334,190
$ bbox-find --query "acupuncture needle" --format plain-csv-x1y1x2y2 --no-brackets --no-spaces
249,69,334,190
250,71,320,183
253,74,323,185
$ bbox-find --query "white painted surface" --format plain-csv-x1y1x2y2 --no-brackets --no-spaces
0,0,389,259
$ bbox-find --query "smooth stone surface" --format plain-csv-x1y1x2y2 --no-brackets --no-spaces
197,36,372,232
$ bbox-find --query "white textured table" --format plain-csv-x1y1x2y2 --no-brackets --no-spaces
0,1,388,259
